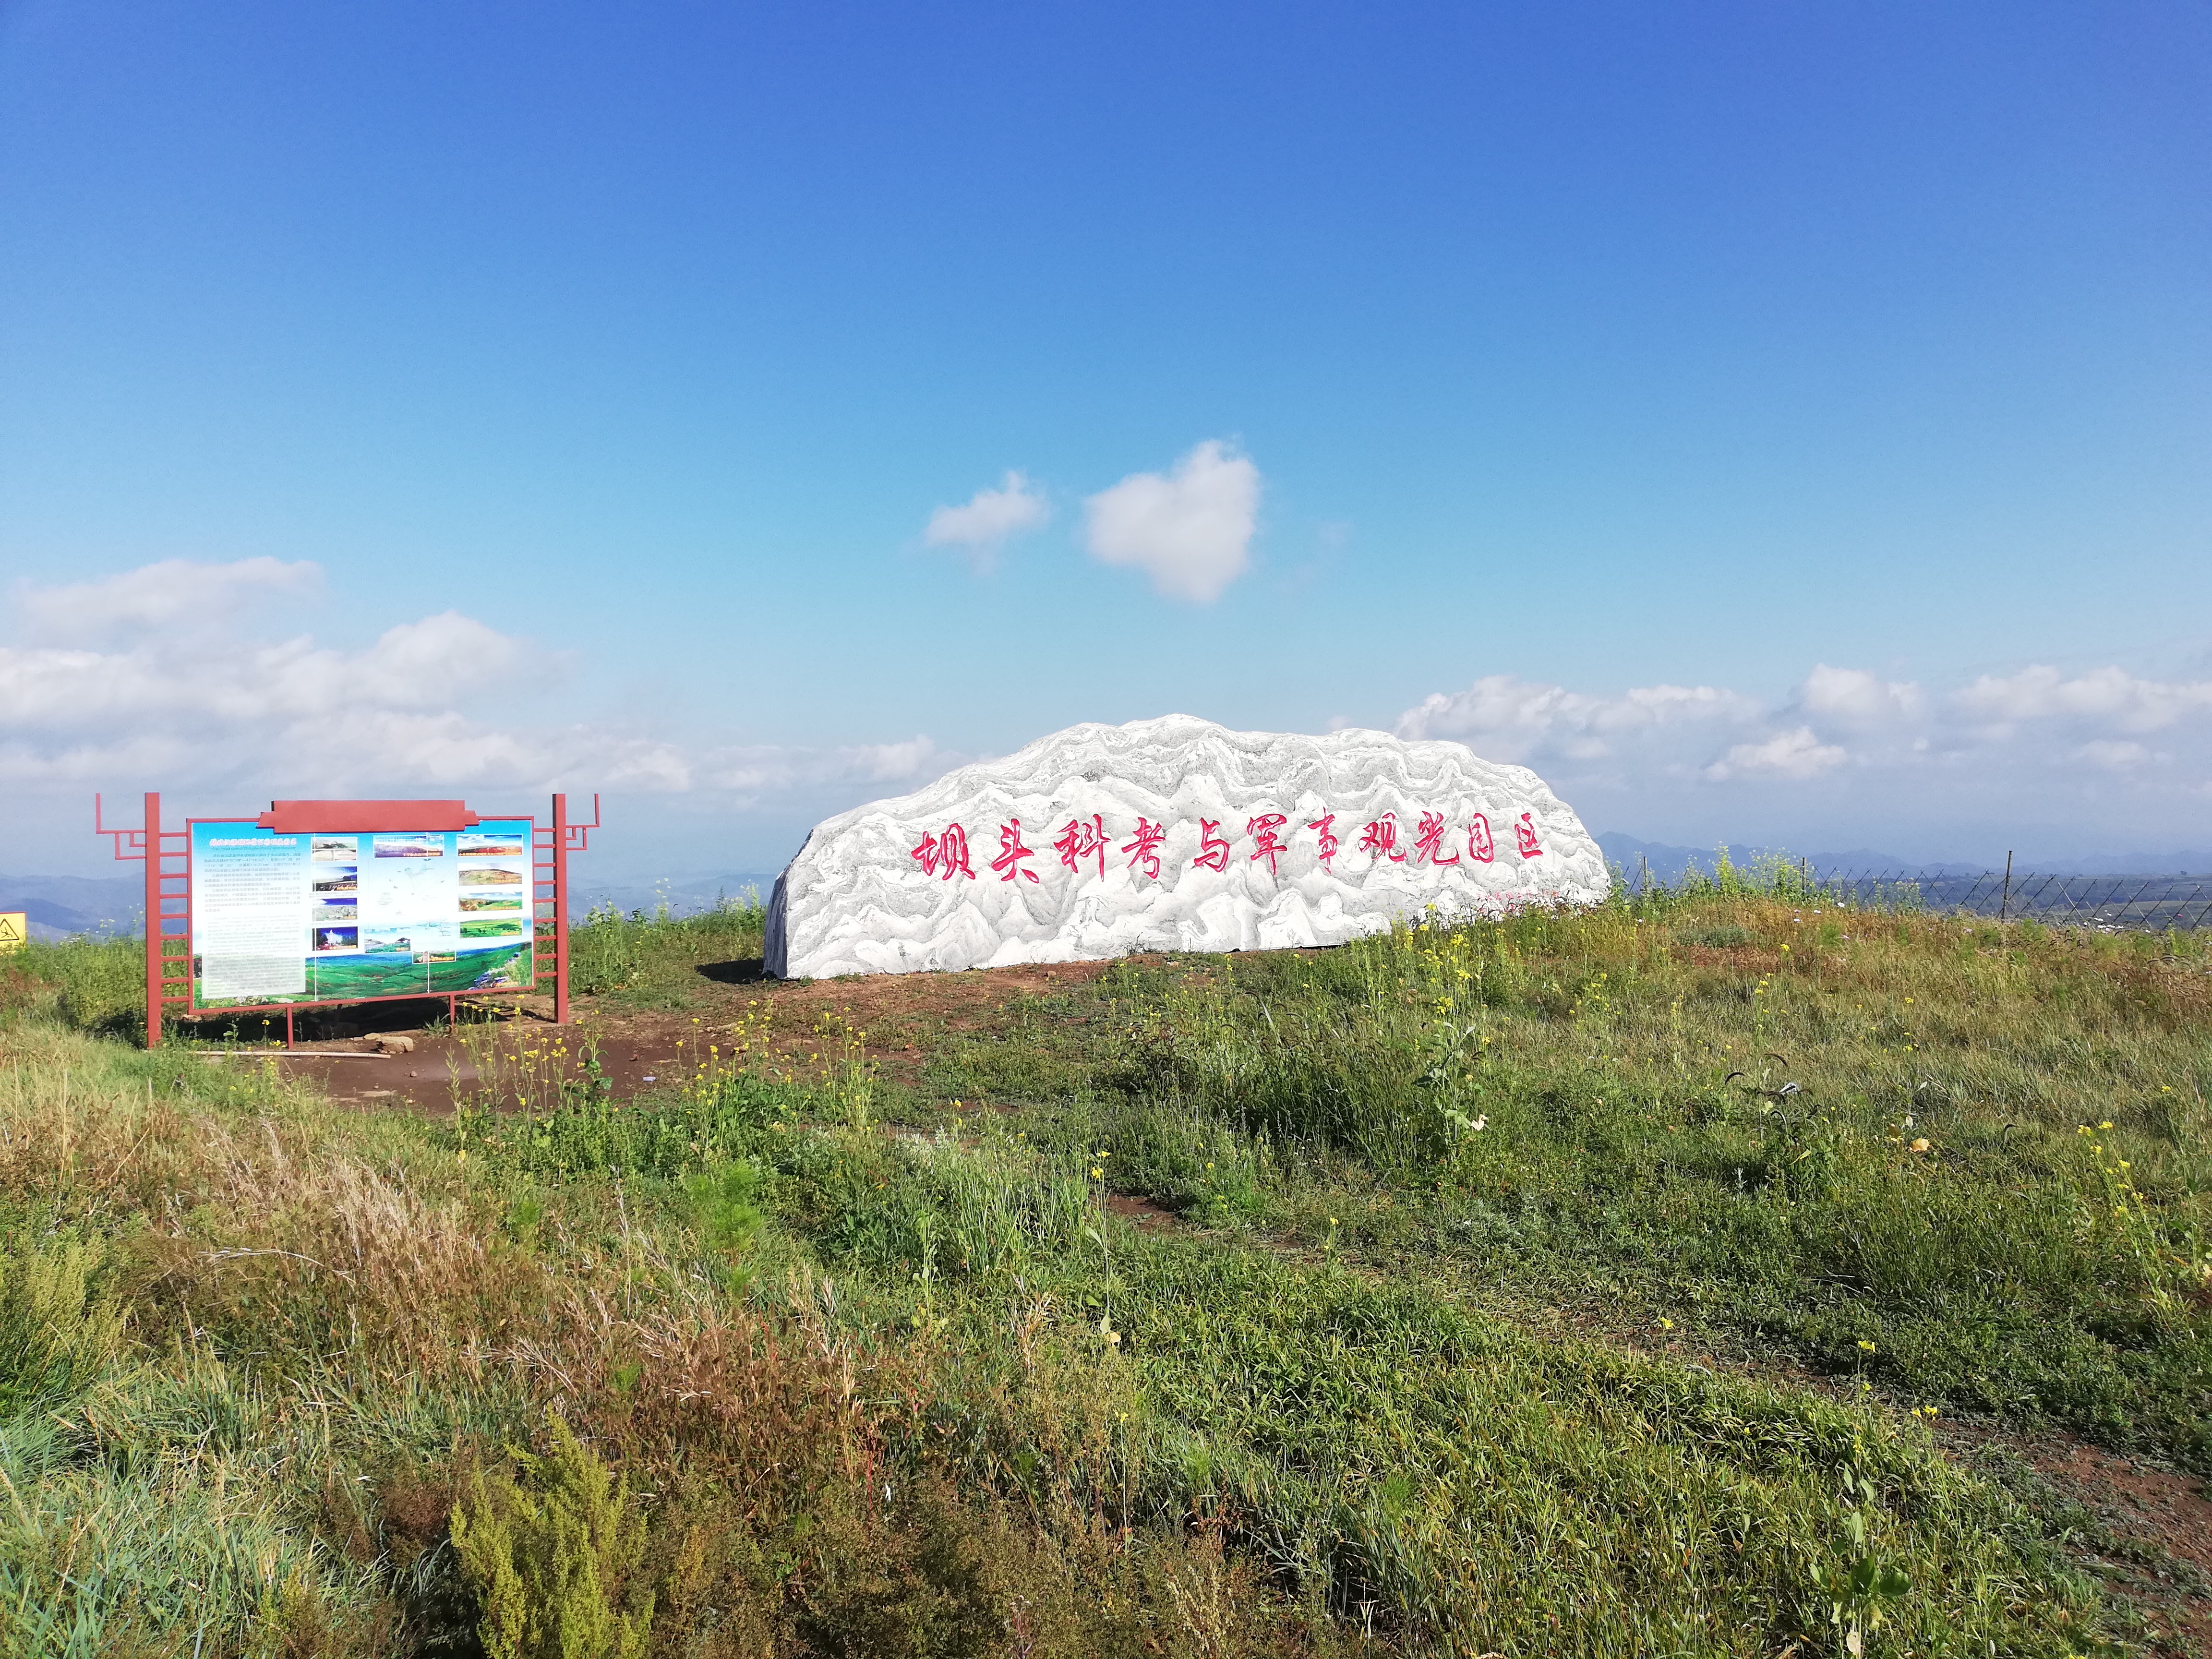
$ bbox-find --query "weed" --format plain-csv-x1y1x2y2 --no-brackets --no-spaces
569,896,764,1007
685,1159,765,1287
452,1412,654,1659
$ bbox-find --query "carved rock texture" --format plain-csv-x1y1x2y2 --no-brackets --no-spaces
765,715,1607,979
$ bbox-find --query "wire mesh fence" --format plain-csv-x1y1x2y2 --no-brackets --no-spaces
1623,860,2212,932
1826,870,2212,931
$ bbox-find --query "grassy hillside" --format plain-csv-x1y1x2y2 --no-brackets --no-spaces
1,883,2205,1656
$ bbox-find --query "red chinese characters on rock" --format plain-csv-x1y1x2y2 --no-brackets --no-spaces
1191,818,1231,873
1309,813,1340,870
1054,813,1108,878
1467,813,1495,864
911,823,977,880
1247,813,1288,874
906,804,1547,882
1359,812,1407,863
1413,811,1459,866
990,819,1040,884
1122,817,1166,880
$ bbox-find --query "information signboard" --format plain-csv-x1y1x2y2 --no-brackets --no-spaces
0,912,25,955
189,817,536,1008
98,793,595,1047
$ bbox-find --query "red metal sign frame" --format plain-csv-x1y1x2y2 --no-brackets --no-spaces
96,792,598,1048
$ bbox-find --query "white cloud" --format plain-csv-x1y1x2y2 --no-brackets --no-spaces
0,561,963,817
924,471,1049,568
2076,739,2154,770
1702,726,1849,781
1395,675,1758,760
1388,656,2212,855
16,557,321,640
0,613,525,734
1954,665,2212,733
1801,664,1923,727
1084,440,1259,603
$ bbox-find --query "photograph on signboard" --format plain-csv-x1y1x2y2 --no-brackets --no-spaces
458,832,526,859
311,837,357,861
374,834,445,859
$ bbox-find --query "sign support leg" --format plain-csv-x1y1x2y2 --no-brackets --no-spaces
143,792,162,1049
553,792,570,1025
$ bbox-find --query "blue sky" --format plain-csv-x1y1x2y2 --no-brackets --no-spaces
3,1,2208,878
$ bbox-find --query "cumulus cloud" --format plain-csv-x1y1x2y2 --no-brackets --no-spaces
0,560,962,817
1084,440,1259,603
16,556,322,641
1954,665,2212,733
1702,726,1849,781
1801,664,1923,727
0,612,526,737
924,471,1049,568
2075,739,2154,770
1395,675,1759,761
1387,657,2212,854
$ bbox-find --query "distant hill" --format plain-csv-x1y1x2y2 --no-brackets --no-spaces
572,874,781,917
1593,835,1969,884
0,874,143,941
1595,834,2212,884
2032,850,2212,876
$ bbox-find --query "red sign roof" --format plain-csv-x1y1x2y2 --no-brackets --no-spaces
255,800,482,832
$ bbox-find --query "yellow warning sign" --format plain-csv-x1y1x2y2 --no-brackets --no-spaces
0,913,25,954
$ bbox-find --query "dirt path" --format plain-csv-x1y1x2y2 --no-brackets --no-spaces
189,955,1130,1115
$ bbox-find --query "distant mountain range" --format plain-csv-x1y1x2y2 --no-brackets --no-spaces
0,873,144,941
1595,835,2212,884
571,874,781,917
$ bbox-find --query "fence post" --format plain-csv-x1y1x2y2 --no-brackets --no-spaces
143,792,162,1048
552,792,570,1026
1999,851,2013,922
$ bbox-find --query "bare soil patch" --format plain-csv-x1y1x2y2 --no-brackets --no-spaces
1104,1192,1181,1233
215,956,1137,1115
1945,1425,2212,1656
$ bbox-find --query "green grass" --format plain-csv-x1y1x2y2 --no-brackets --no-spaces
1,933,144,1035
567,892,766,1006
0,886,2204,1655
1048,899,2212,1471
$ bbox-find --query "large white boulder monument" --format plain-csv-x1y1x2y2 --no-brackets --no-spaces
765,715,1608,979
